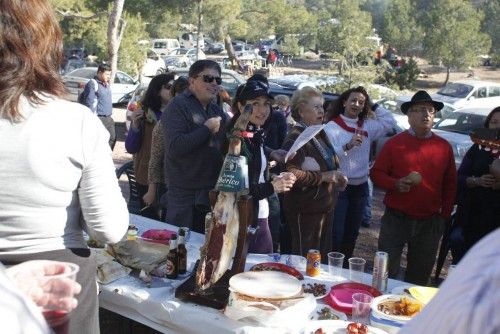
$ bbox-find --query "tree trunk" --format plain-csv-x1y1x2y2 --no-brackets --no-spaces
196,0,203,61
224,35,237,63
107,0,125,83
443,66,450,86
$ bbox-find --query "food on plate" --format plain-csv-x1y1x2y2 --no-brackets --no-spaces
141,229,174,242
250,262,304,280
316,306,340,320
406,171,422,185
196,108,253,290
303,283,327,297
314,328,325,334
377,296,422,317
346,322,368,334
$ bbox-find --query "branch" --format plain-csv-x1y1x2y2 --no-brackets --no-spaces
237,9,267,18
55,9,108,20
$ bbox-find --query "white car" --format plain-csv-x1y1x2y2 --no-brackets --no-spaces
397,80,500,110
164,48,206,69
63,67,138,104
141,49,166,77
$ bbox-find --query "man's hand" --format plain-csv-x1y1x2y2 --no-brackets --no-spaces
204,116,222,134
6,260,81,312
477,174,496,188
395,177,413,192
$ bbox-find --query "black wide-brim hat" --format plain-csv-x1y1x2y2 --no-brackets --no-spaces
401,90,444,114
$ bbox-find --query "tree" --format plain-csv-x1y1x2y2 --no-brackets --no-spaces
107,0,125,82
423,0,491,84
480,0,500,56
316,0,374,85
380,0,423,56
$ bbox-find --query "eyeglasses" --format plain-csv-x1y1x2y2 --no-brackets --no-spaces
409,106,436,115
198,74,222,85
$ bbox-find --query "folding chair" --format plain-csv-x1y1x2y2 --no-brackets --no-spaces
115,161,142,214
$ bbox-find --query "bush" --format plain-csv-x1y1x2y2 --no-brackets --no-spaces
381,57,420,90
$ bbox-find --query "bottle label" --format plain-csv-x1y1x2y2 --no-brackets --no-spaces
166,259,175,275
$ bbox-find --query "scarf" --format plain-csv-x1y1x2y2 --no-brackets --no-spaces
296,121,339,171
332,116,368,137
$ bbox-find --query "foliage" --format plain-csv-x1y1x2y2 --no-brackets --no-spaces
423,0,491,70
380,57,420,90
380,0,424,56
480,0,500,55
117,12,149,75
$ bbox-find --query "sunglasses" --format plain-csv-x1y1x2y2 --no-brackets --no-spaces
198,74,222,85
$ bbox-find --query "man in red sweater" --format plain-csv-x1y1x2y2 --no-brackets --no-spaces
371,90,457,285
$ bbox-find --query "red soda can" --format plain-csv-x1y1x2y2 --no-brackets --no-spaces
306,249,321,277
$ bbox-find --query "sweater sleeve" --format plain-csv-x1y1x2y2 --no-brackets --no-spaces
124,122,143,154
78,112,129,244
250,181,275,201
440,144,457,219
370,138,398,191
367,105,397,141
457,145,475,190
82,80,97,113
164,100,212,157
148,122,165,184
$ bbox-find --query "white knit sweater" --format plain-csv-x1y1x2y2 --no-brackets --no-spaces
0,95,129,255
324,105,396,185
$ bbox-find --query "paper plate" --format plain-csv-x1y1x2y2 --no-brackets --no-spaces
408,286,439,305
229,271,302,299
310,304,348,321
326,282,382,315
304,320,388,334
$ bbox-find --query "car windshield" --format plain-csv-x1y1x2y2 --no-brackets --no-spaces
68,68,95,79
437,83,473,98
433,111,486,135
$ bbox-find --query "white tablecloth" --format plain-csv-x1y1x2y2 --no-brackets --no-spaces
98,214,407,334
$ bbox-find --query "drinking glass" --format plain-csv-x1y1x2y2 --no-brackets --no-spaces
352,292,373,324
327,252,345,279
41,263,80,334
349,257,366,283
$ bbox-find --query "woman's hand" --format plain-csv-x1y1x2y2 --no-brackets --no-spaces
345,134,363,150
272,172,296,193
321,171,348,190
131,109,145,129
142,185,156,206
6,260,81,311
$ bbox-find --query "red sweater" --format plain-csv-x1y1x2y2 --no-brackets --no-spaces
371,131,457,219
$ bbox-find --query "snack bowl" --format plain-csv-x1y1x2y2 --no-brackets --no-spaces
370,295,423,334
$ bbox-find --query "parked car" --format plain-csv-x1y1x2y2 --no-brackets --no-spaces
204,41,224,54
63,67,138,104
151,38,181,57
141,49,166,77
397,81,500,110
164,48,206,70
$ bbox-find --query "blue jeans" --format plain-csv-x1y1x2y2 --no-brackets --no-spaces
362,179,373,225
332,182,369,252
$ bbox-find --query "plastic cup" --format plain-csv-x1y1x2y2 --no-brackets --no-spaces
267,253,282,262
352,292,373,324
349,257,366,283
327,252,345,278
40,262,80,334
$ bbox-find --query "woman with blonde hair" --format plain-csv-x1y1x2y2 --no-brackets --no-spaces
0,1,128,332
282,87,347,259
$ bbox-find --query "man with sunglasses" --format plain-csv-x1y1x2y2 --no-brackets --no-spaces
162,60,227,233
371,90,457,286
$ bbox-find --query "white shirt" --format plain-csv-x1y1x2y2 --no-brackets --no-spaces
402,228,500,334
0,95,129,255
323,105,395,185
257,147,269,219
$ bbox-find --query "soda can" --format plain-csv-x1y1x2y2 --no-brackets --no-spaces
306,249,321,277
372,251,388,292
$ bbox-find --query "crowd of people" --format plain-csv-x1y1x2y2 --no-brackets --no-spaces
0,0,499,333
